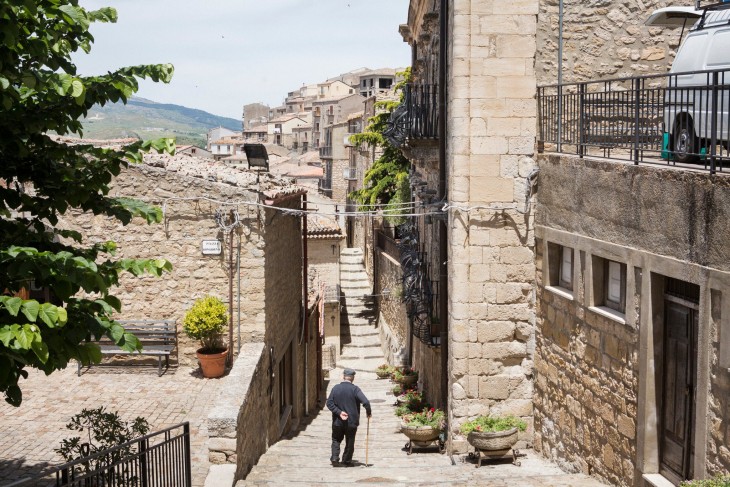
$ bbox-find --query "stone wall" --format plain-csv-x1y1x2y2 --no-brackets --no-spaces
534,238,639,486
375,250,408,366
536,0,695,86
60,163,267,366
208,343,268,478
445,0,539,452
535,153,730,484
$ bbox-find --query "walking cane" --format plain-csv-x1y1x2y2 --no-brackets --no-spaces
365,416,370,467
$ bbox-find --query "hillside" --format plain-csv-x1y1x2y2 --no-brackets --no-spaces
80,97,241,147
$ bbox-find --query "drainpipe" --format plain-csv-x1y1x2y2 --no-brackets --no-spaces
438,0,449,414
228,211,235,366
557,0,564,152
302,194,309,417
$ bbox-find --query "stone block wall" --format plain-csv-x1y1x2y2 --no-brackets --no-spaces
208,343,268,479
536,0,695,86
59,164,266,366
446,0,538,452
374,250,408,366
534,238,639,486
535,153,730,484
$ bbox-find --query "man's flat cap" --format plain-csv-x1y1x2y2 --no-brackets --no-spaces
343,368,356,377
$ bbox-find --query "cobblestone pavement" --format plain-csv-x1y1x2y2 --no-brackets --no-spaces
0,362,221,486
239,364,609,486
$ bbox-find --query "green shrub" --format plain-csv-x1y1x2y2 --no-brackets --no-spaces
56,407,149,484
680,476,730,487
459,415,527,435
183,296,227,352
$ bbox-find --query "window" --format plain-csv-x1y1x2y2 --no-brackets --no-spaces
547,242,574,294
604,259,626,312
590,255,627,318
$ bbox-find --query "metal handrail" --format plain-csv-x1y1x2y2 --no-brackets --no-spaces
12,423,192,487
538,67,730,174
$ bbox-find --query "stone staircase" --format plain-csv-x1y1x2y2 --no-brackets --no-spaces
236,247,606,486
338,248,381,372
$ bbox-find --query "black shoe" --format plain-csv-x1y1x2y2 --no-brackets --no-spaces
330,458,339,466
343,461,353,467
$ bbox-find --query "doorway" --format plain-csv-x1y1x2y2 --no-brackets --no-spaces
660,278,699,483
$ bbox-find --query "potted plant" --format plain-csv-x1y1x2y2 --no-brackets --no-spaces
392,366,418,387
376,363,394,379
459,415,527,451
400,407,446,452
398,389,425,410
183,295,228,378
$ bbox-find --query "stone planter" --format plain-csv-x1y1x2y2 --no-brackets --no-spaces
467,427,518,451
400,424,441,443
375,369,391,379
197,348,228,378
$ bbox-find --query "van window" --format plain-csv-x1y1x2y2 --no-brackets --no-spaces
707,29,730,67
673,33,708,73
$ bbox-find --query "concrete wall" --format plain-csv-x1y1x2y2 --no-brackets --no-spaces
534,154,730,485
445,0,539,452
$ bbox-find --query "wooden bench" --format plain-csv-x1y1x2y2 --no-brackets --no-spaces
77,320,177,377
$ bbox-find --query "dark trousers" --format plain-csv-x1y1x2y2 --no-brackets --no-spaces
331,424,358,463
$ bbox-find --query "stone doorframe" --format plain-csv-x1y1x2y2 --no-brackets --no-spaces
635,255,729,485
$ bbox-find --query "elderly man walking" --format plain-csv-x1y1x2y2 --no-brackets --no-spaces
326,368,371,466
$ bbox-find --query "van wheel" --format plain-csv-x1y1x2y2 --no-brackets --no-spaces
673,118,699,163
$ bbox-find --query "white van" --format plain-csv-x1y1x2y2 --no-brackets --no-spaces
647,5,730,163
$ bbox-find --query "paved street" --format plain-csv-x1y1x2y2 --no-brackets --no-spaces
0,362,221,486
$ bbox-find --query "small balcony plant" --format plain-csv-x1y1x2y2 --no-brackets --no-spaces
183,295,228,378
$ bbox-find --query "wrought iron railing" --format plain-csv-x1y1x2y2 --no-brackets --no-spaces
538,68,730,174
12,423,191,487
406,83,439,140
384,84,439,147
319,146,332,158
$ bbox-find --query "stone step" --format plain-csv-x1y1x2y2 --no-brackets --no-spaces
340,256,364,265
340,334,381,347
340,248,363,255
340,263,365,271
340,272,369,282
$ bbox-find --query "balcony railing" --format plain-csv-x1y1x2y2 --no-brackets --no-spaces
14,423,191,486
538,68,730,174
319,146,332,158
385,84,439,147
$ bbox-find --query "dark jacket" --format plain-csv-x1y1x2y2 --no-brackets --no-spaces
326,380,371,428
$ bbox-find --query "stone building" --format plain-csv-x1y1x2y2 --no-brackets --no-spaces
375,1,730,486
58,145,322,481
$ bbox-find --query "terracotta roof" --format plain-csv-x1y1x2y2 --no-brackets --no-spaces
306,214,342,239
212,138,244,145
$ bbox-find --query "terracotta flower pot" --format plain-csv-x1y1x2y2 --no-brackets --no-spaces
196,348,227,378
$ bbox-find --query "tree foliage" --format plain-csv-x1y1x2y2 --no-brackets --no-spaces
349,68,411,221
0,0,175,406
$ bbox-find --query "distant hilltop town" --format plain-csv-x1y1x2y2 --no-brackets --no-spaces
204,66,404,202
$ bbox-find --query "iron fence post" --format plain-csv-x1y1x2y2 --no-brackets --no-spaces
578,83,586,158
634,77,641,164
557,84,563,153
139,437,149,487
710,71,719,175
184,422,193,487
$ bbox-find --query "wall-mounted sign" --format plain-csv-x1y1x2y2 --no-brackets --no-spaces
201,239,222,255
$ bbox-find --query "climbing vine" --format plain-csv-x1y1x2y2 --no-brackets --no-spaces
349,68,411,224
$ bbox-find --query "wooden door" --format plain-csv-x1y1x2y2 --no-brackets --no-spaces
660,298,698,482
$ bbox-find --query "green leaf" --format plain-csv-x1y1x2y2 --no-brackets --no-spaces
15,325,35,350
31,340,49,364
3,297,22,317
104,295,122,312
0,326,14,347
20,300,40,322
109,323,125,343
120,333,141,353
38,303,59,328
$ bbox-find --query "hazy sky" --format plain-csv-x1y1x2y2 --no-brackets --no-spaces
74,1,411,119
